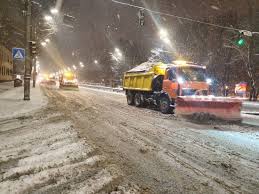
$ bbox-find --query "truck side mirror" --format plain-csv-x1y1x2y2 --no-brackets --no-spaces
168,75,176,82
167,69,176,81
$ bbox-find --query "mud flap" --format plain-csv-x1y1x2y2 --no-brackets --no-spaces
175,96,242,122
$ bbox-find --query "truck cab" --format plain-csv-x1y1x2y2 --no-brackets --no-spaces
163,64,210,99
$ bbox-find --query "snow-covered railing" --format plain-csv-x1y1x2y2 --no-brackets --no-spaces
79,83,124,93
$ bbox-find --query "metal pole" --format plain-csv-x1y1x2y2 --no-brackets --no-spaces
32,56,36,87
24,0,32,100
32,19,36,88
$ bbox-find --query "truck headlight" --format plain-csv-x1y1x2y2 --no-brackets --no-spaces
177,77,184,84
206,78,212,85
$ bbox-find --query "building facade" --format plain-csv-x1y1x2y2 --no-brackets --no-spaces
0,45,13,82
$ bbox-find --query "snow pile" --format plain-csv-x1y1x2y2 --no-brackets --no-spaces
0,85,47,119
126,62,155,73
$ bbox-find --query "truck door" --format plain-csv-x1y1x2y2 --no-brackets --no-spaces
163,68,179,99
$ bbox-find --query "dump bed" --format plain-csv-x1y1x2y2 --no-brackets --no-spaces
123,62,170,91
123,72,155,91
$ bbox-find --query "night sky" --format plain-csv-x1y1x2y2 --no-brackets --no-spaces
41,0,253,77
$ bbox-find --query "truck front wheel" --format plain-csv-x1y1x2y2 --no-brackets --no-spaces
127,92,134,105
159,96,172,114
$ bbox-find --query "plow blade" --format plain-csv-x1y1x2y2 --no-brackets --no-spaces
176,96,242,122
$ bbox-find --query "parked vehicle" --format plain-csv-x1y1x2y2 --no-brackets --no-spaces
14,75,23,87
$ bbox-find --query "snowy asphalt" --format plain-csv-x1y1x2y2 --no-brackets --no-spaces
0,84,140,193
79,84,259,127
55,85,259,193
0,83,259,193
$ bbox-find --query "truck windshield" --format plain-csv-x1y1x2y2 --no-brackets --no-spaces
178,67,206,82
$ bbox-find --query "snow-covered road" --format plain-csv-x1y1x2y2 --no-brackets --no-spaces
1,83,259,193
42,86,259,194
0,85,140,194
80,85,259,127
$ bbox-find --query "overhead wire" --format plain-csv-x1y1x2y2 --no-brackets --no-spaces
111,0,254,33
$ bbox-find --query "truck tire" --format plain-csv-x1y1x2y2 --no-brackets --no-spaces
127,92,134,105
159,96,172,114
134,93,143,107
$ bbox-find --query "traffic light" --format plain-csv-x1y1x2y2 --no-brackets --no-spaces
138,9,145,26
237,37,245,46
29,41,37,56
236,32,245,47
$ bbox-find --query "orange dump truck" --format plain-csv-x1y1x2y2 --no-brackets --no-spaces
123,61,242,121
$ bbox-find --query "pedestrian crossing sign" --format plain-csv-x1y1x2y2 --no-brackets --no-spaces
12,48,25,61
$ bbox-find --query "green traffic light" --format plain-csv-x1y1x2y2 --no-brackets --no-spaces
237,38,245,46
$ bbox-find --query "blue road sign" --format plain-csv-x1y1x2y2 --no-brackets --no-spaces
12,48,25,61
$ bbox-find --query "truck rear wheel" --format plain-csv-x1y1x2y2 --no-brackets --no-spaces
134,93,143,107
127,92,134,105
159,96,172,114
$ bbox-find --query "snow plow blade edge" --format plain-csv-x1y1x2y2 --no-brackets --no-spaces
175,96,242,122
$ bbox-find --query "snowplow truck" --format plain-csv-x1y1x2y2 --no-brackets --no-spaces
59,71,79,89
123,61,242,122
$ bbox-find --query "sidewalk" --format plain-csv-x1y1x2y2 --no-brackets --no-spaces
0,84,48,119
0,81,13,94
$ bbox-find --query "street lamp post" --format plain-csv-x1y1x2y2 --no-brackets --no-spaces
32,13,37,88
24,0,32,100
31,4,43,88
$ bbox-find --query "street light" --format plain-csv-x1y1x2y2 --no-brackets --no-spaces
159,28,171,45
73,65,77,70
111,53,119,62
115,48,120,53
94,60,98,64
45,38,50,43
163,37,171,45
159,29,168,37
79,62,85,67
114,48,123,60
50,8,59,15
117,52,122,58
44,15,53,22
41,42,47,47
